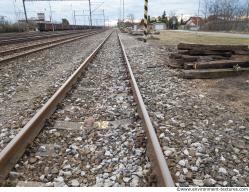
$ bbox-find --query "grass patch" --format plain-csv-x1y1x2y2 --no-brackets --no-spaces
159,31,249,46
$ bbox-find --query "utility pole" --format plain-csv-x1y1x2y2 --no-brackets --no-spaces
123,0,125,21
13,1,21,32
71,4,73,26
49,2,52,22
82,10,85,25
73,10,76,25
119,0,122,21
88,16,90,28
23,0,97,29
106,17,109,28
88,0,92,27
197,0,201,30
103,9,105,27
49,2,55,32
22,0,28,23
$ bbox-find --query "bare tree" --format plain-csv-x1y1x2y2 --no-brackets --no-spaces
201,0,210,20
127,14,134,24
246,0,249,19
169,10,177,17
208,0,240,21
201,0,249,31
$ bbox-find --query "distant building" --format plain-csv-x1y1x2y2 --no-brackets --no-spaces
184,16,204,30
152,22,166,31
18,13,46,24
37,13,45,21
150,17,157,22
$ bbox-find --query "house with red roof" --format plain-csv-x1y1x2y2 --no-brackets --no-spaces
184,16,204,30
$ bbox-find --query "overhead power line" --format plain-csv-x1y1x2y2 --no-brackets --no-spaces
22,0,102,27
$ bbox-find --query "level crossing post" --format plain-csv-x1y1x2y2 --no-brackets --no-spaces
144,0,148,42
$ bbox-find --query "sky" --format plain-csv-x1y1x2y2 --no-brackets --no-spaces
0,0,201,26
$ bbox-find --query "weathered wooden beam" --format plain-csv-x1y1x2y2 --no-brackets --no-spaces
205,55,230,60
169,53,182,59
168,60,185,69
181,55,198,62
184,60,249,70
183,68,249,79
175,59,184,65
188,50,232,56
178,43,249,51
178,50,190,55
177,49,232,56
168,63,183,69
234,50,249,55
178,55,229,62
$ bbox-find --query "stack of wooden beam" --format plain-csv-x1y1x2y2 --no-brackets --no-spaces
169,43,249,79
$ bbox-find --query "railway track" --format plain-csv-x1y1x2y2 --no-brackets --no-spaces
0,30,93,45
0,31,174,187
0,29,105,63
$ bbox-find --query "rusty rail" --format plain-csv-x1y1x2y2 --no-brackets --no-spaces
0,30,174,186
0,30,105,64
0,30,101,57
117,33,175,187
0,31,113,180
0,30,93,45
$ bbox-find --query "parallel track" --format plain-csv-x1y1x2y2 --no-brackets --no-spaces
0,30,174,187
0,30,94,45
0,29,105,63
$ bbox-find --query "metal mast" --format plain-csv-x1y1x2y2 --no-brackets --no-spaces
88,0,92,27
22,0,28,23
122,0,124,21
103,9,105,27
23,0,96,27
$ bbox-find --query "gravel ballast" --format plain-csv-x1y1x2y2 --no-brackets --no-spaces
4,32,152,187
0,30,110,150
120,33,249,187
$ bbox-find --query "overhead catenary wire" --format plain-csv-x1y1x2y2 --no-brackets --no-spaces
22,0,101,27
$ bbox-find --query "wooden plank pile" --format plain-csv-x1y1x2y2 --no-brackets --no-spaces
169,43,249,79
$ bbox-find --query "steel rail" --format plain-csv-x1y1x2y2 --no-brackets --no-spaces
117,33,175,187
0,30,93,45
0,33,76,45
0,31,68,39
0,31,113,180
0,30,105,64
0,31,76,40
0,30,101,56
